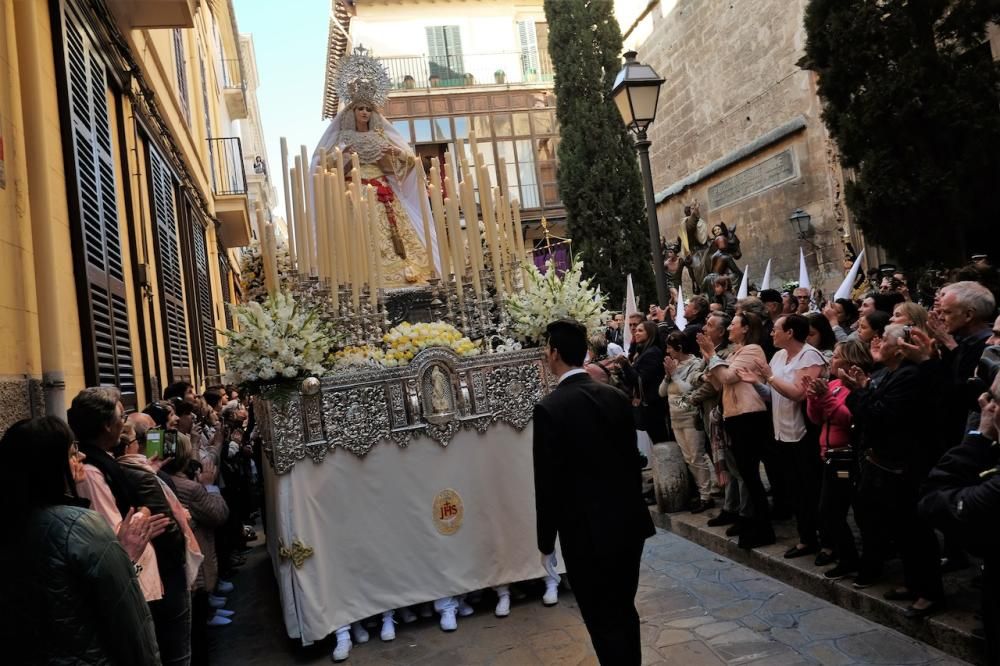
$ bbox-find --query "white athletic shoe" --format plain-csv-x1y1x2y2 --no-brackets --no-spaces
332,628,352,662
543,581,559,607
398,607,417,624
351,621,369,644
457,599,474,617
207,594,227,609
439,608,457,632
380,615,396,642
216,579,234,594
207,614,231,627
214,609,235,618
494,593,511,618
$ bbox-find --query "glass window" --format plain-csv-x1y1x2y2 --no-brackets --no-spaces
536,137,559,162
531,109,555,134
392,120,412,143
453,116,469,139
512,112,531,136
472,115,491,137
433,117,452,141
515,139,539,208
493,113,512,137
413,118,432,143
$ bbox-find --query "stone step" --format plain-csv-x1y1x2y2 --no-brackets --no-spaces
650,506,986,665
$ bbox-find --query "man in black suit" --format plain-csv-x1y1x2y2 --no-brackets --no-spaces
533,319,656,665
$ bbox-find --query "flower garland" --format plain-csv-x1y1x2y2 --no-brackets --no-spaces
221,292,334,393
332,345,387,371
505,258,608,345
382,321,480,367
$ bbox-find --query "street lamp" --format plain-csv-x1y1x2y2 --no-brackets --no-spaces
789,208,814,243
613,51,668,307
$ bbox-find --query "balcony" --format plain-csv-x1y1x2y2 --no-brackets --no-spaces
220,59,248,119
209,137,251,248
378,51,554,92
106,0,194,29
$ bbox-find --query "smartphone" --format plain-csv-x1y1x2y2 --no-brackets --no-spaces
903,325,912,344
163,430,178,458
145,427,164,459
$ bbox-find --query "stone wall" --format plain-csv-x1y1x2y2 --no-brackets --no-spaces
635,0,855,295
0,376,44,437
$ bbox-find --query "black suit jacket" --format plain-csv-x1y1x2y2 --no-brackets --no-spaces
533,373,655,561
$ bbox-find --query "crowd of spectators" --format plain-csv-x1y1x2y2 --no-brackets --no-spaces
596,258,1000,664
0,382,261,665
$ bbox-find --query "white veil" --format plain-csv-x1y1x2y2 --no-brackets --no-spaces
312,107,441,277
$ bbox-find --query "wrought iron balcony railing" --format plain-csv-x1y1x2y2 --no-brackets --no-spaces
208,137,248,197
377,51,554,91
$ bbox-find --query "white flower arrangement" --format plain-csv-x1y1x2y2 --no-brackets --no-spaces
239,240,293,303
505,259,609,345
221,292,332,390
381,321,480,367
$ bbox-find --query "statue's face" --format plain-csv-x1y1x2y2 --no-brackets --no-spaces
353,105,373,128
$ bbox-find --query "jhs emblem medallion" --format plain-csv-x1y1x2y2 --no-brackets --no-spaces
433,488,463,535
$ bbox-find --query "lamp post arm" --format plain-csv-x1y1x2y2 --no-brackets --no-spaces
634,129,669,307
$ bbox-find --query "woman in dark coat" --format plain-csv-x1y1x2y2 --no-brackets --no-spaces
623,320,670,444
0,416,160,665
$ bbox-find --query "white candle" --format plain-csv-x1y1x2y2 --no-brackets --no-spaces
279,137,297,267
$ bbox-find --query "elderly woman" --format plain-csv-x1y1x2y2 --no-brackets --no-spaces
660,331,716,511
0,417,160,664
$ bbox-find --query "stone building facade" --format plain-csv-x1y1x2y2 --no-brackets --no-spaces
621,0,860,295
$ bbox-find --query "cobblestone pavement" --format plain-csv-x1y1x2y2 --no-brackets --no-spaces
212,530,967,665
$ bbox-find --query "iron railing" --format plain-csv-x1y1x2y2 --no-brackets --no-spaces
220,58,245,91
208,137,247,197
378,51,554,90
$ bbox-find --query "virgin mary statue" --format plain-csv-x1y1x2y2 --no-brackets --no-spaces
314,47,439,287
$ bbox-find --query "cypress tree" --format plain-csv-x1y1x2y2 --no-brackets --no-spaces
544,0,653,307
802,0,1000,266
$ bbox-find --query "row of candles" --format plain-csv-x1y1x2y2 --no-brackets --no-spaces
259,133,528,310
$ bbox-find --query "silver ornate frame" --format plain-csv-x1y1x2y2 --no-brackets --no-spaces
256,347,551,474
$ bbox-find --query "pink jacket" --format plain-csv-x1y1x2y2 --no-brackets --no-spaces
805,378,853,458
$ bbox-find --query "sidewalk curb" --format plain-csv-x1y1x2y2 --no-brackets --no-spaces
650,506,985,665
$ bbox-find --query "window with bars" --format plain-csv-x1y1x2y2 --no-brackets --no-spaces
60,4,137,407
148,147,191,382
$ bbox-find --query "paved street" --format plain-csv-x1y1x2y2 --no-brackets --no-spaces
213,530,966,665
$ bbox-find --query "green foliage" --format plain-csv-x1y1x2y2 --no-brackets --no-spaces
802,0,1000,266
543,0,654,307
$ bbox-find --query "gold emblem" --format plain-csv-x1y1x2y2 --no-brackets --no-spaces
433,488,464,535
278,538,315,569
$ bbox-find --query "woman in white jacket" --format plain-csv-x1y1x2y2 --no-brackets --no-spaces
660,331,718,512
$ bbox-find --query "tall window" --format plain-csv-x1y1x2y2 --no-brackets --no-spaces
426,26,464,84
60,5,137,406
173,30,190,124
517,20,540,79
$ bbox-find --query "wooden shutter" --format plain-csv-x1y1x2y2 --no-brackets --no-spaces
190,214,219,377
218,247,234,330
426,26,463,79
61,6,137,406
148,147,191,381
517,20,540,75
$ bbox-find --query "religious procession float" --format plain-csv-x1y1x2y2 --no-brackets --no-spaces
221,48,605,644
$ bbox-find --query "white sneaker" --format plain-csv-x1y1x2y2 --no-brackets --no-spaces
439,608,457,632
207,594,227,609
215,609,235,618
543,581,559,606
207,614,231,627
457,599,474,617
380,614,396,641
494,593,511,618
398,607,417,624
351,621,369,644
216,580,234,594
332,628,352,662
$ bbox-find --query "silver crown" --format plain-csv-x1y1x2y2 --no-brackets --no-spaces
335,45,391,109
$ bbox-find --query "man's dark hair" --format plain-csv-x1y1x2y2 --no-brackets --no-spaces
204,390,224,409
759,289,782,305
67,387,121,443
163,381,192,401
688,295,710,321
780,314,810,342
835,298,859,325
871,291,905,314
170,397,195,417
544,319,588,367
143,401,173,429
864,311,891,338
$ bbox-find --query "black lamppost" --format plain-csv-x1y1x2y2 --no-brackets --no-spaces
612,51,668,307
